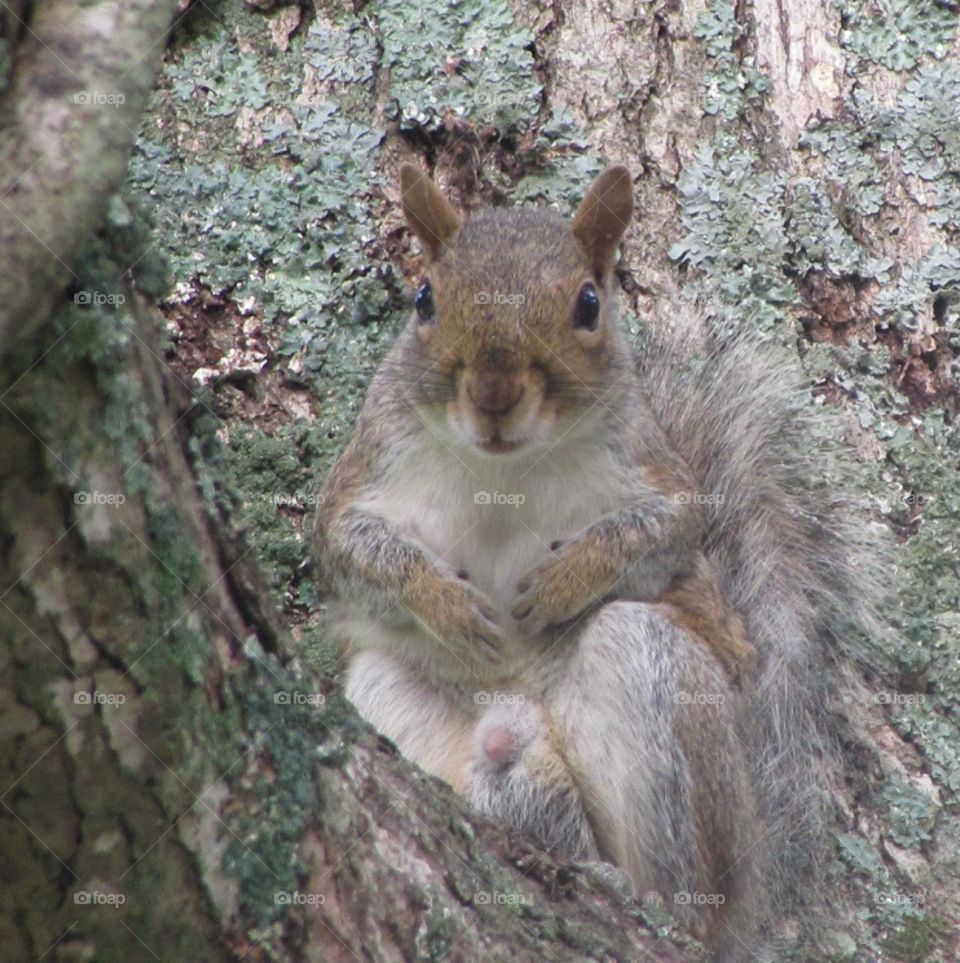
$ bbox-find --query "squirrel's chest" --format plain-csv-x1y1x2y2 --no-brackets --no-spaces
359,437,626,609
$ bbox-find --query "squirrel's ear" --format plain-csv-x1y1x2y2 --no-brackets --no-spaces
572,166,633,279
399,164,461,261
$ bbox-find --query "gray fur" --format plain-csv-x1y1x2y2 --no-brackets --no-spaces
636,325,889,914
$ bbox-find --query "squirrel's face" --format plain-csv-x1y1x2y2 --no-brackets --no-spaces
396,165,635,457
405,233,625,455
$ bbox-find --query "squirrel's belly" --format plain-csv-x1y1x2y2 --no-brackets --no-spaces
357,432,627,608
437,521,541,610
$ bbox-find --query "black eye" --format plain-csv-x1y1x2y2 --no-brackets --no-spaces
415,281,435,323
574,283,600,331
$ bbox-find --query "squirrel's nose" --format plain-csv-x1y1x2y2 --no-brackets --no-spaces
466,371,523,416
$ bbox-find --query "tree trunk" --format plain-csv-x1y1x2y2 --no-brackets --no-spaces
1,0,957,961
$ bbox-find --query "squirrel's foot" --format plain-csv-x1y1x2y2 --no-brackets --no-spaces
467,701,599,862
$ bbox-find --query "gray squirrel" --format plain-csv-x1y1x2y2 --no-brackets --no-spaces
313,164,884,958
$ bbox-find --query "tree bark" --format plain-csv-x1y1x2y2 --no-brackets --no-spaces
0,0,178,356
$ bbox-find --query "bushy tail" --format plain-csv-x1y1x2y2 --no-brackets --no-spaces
636,319,889,912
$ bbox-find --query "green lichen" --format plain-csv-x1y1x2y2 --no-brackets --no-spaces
694,0,773,120
416,900,455,962
830,831,949,959
128,7,386,375
784,178,889,277
836,0,956,72
895,711,960,794
798,120,887,218
22,217,225,699
801,63,960,255
511,139,607,209
221,679,348,926
798,14,960,819
876,411,960,806
376,0,540,131
879,771,938,848
811,14,960,337
884,411,960,644
669,136,797,332
836,832,886,878
852,62,960,233
892,65,960,224
881,914,955,963
217,422,329,599
299,623,339,676
675,6,958,954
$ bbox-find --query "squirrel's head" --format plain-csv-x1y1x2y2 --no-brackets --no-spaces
395,164,634,456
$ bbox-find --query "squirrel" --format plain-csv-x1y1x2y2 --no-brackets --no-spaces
313,164,884,959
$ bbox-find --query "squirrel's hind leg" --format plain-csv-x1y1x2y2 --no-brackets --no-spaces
344,649,475,792
346,648,600,861
548,600,762,959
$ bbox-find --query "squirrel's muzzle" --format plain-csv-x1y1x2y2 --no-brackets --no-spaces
465,370,524,416
451,364,552,453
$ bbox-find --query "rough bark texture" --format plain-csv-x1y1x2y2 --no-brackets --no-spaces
1,0,958,960
0,0,178,355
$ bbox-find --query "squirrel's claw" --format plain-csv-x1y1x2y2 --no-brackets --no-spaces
511,553,595,635
464,606,504,662
433,580,505,662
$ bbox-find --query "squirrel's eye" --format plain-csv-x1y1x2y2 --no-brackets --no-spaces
415,281,435,323
573,283,600,331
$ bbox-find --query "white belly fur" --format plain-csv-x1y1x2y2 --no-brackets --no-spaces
353,429,630,616
339,428,634,750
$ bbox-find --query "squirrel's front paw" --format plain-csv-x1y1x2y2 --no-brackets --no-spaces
409,576,504,662
511,547,601,635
